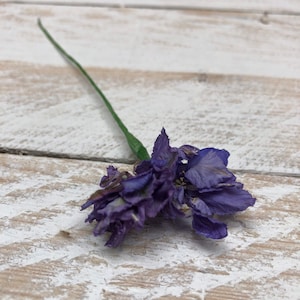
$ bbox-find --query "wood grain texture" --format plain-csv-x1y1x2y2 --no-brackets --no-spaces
1,2,299,300
1,0,300,14
1,60,300,174
1,4,300,78
1,4,300,173
0,153,299,299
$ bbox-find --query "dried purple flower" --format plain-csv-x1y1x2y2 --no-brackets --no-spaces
177,146,255,239
82,128,255,247
37,21,256,247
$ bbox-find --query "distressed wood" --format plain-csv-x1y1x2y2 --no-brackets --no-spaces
1,61,300,174
0,153,299,299
1,4,300,78
1,2,300,299
1,4,300,173
1,0,300,14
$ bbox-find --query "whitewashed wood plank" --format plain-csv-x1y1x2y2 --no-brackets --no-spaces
1,0,300,14
1,61,300,174
1,4,300,78
1,4,300,173
0,154,299,299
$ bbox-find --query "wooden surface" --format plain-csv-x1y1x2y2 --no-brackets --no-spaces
1,154,299,299
2,0,300,14
0,1,299,299
1,4,300,173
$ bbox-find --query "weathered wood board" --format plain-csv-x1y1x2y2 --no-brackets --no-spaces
1,4,300,78
1,62,299,174
1,1,299,300
1,4,300,174
1,0,300,14
0,153,299,299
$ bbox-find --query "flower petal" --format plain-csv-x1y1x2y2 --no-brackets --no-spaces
185,148,234,190
200,186,256,215
192,214,227,239
135,160,152,174
161,199,185,219
189,198,212,215
122,171,152,194
100,166,120,187
121,172,154,205
178,144,199,159
151,128,178,171
145,179,174,218
105,221,131,248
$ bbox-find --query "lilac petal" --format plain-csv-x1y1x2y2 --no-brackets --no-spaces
81,188,122,211
190,198,212,215
81,198,98,211
200,187,256,215
197,148,230,165
145,180,174,218
121,173,154,206
135,205,146,228
161,199,185,219
175,187,184,204
196,180,243,194
135,160,152,174
93,219,109,236
93,199,130,234
100,166,120,187
192,214,227,239
151,128,178,171
152,128,170,160
122,171,152,194
105,221,131,248
190,148,230,166
178,145,199,159
185,148,234,190
103,196,130,212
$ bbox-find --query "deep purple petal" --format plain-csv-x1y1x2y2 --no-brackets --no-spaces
105,221,132,248
188,198,212,215
100,166,120,187
143,180,173,218
121,172,154,206
93,218,109,235
135,160,152,174
200,187,256,215
161,199,185,219
185,148,234,190
135,205,146,228
151,128,178,171
81,188,121,211
122,171,152,194
175,186,185,204
152,128,170,161
196,148,230,166
178,145,199,160
192,214,227,239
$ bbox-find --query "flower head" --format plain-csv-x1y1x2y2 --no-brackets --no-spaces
176,145,255,239
82,128,255,247
37,21,256,247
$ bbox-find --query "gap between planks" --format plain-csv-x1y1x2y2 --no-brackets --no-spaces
1,1,300,16
1,148,299,179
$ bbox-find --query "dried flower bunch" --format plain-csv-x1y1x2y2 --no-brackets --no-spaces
82,129,255,247
38,19,256,247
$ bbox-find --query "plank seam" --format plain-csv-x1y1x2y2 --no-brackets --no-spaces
1,147,299,178
2,1,300,16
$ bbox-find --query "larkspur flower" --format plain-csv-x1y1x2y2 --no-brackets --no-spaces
38,21,256,248
81,129,255,247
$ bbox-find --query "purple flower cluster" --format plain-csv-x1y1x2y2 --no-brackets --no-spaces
82,129,255,247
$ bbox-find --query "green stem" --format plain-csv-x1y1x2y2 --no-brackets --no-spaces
37,18,150,161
